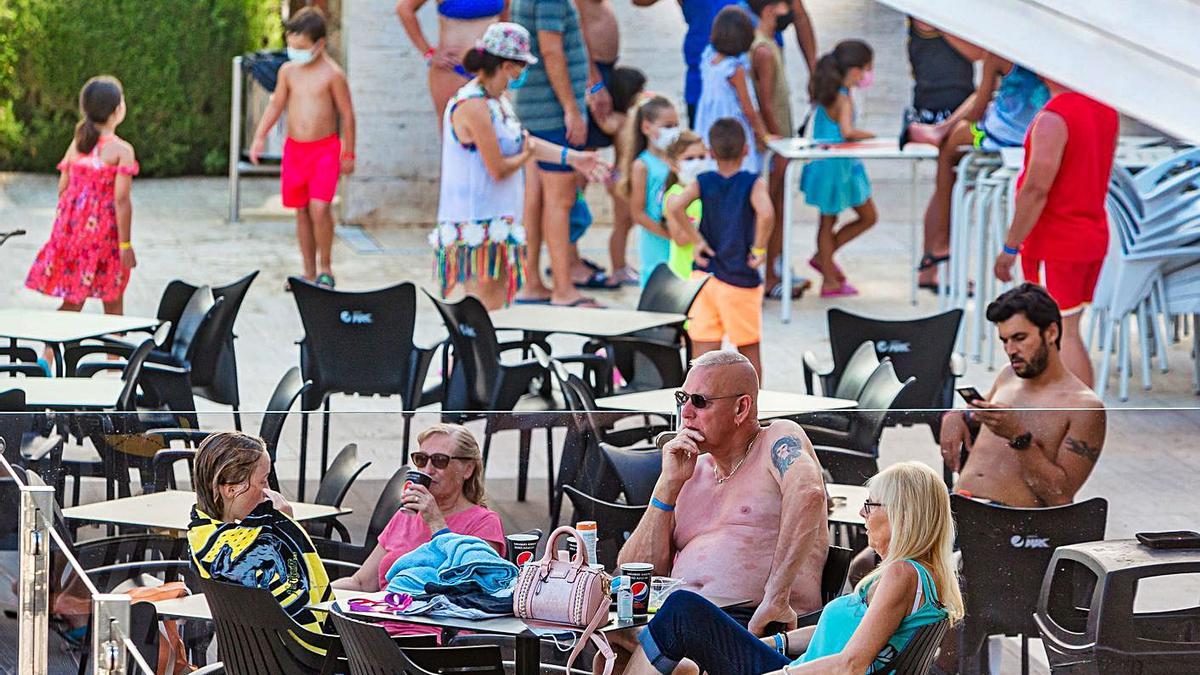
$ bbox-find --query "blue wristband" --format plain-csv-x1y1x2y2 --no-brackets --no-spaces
560,146,569,166
1002,244,1020,256
588,81,604,95
650,496,675,512
432,527,451,538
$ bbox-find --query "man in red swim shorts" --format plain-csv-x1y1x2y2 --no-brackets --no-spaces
251,7,356,289
994,78,1118,388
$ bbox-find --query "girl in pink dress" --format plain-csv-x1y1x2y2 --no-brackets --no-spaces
26,76,139,320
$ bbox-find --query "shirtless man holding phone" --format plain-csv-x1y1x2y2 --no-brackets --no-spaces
942,283,1107,507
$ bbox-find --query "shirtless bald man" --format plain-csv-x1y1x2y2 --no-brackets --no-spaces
604,351,828,671
942,282,1106,507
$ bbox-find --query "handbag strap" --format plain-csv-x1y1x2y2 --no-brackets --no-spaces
564,598,614,675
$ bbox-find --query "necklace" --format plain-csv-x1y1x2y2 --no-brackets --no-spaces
713,432,759,485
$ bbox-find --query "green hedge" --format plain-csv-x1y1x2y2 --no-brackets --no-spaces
0,0,280,176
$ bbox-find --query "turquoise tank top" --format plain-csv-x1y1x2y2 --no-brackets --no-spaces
796,560,948,672
638,150,671,223
979,64,1049,147
811,87,851,143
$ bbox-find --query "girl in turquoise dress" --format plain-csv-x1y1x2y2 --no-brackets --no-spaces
800,40,879,297
617,96,680,288
626,461,964,675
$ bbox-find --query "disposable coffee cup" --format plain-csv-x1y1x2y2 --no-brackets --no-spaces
402,470,432,513
620,562,654,617
566,537,579,561
506,533,539,566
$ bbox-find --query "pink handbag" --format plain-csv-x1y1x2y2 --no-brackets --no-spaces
513,526,615,675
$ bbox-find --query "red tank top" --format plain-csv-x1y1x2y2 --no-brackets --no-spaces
1018,92,1118,262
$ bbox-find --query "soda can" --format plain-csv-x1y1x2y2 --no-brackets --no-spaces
611,575,633,622
620,562,654,617
506,533,539,566
566,537,578,561
401,470,432,513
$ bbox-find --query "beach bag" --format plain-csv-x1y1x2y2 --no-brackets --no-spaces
512,526,615,674
124,582,196,675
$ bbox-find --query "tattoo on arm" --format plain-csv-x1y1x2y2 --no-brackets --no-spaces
1064,437,1100,463
771,436,803,475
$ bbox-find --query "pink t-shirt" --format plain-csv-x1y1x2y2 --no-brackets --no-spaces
376,504,507,591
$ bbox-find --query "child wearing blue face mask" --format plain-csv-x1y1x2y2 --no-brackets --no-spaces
617,96,681,288
250,7,356,290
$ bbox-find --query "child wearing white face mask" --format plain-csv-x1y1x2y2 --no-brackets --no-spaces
662,131,711,279
617,96,680,288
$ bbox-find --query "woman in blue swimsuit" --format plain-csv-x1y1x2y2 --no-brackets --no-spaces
396,0,509,129
626,461,965,674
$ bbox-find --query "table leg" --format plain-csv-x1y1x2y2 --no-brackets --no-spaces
781,158,799,323
909,162,920,305
515,629,542,675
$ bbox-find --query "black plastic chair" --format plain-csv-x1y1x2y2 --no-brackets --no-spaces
583,264,708,394
803,340,880,400
305,442,370,543
427,293,571,504
599,444,661,506
816,308,965,441
331,610,504,675
885,618,951,674
562,484,648,570
800,361,915,456
0,345,47,376
815,446,879,486
0,388,63,487
293,278,436,500
198,576,337,675
316,466,408,565
952,495,1109,675
145,367,311,493
796,545,854,627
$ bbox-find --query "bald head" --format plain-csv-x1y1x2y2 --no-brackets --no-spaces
691,350,760,393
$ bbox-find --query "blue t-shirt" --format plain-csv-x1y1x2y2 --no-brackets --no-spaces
680,0,742,106
695,170,761,288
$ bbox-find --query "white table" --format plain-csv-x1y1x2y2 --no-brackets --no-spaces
765,138,939,321
154,587,359,622
7,376,125,410
491,306,687,339
827,483,868,526
596,387,857,421
0,308,159,375
62,489,351,532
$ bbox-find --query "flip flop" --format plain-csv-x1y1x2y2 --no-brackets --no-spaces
514,296,552,305
820,283,859,298
765,278,812,300
808,256,845,280
611,267,640,286
574,269,619,289
316,273,336,288
919,280,975,297
917,253,951,272
552,297,605,308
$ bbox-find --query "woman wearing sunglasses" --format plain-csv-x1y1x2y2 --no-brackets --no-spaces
332,423,505,626
625,461,963,674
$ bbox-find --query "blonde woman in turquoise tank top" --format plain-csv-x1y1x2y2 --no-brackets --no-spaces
627,461,964,675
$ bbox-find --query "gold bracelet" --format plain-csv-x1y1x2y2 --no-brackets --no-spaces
119,241,132,250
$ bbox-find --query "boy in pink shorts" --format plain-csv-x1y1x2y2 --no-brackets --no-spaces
251,7,356,288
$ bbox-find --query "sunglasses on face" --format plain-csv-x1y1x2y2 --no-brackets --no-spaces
861,500,885,517
411,453,473,470
674,390,746,409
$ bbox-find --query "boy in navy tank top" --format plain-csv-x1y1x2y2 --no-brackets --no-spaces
666,118,773,376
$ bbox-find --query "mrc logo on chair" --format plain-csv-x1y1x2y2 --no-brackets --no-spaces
1010,534,1050,549
874,339,912,354
339,310,373,325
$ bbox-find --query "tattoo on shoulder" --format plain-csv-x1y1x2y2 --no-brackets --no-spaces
1064,437,1101,463
771,436,804,475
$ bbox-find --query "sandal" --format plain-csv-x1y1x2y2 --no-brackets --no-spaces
551,297,605,308
820,283,859,298
765,278,812,300
574,269,619,289
917,253,951,272
316,273,336,288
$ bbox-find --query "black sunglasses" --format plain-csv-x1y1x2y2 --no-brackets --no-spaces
674,389,746,409
411,452,473,470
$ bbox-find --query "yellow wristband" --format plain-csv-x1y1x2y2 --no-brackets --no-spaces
119,241,132,250
751,247,767,257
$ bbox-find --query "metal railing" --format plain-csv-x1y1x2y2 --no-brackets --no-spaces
4,446,152,675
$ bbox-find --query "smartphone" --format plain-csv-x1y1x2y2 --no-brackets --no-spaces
956,387,984,405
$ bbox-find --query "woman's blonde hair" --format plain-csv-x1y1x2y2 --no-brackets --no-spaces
416,423,488,507
193,432,268,521
855,461,964,623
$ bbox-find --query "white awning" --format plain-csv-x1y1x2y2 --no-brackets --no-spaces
876,0,1200,142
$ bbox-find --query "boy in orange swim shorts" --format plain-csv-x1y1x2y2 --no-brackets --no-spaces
251,7,356,288
666,119,773,378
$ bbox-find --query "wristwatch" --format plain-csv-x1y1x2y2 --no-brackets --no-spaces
1009,431,1033,450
